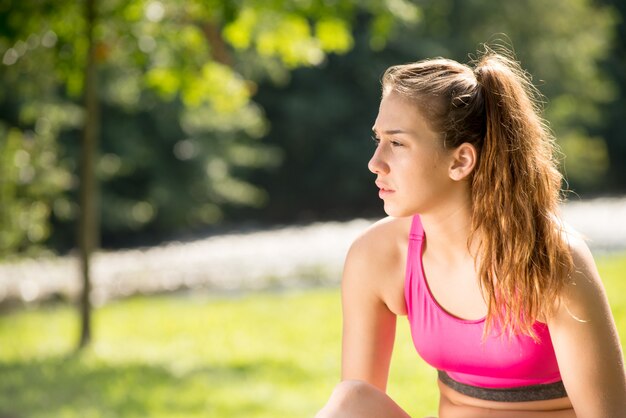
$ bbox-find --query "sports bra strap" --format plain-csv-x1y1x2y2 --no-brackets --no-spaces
409,215,424,241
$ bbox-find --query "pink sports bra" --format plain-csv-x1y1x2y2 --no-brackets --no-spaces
404,215,565,396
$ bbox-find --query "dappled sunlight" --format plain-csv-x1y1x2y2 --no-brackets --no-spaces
2,253,625,417
1,0,624,415
0,290,344,418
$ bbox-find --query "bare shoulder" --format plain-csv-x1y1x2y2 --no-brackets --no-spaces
564,226,596,272
549,223,622,342
346,216,412,273
342,216,412,315
549,226,626,416
557,227,606,312
350,216,412,256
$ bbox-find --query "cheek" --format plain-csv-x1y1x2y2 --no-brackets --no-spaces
424,149,451,177
402,153,446,181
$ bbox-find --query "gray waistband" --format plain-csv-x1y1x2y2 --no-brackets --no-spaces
437,370,568,402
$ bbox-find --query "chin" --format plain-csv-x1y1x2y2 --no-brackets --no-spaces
383,204,413,218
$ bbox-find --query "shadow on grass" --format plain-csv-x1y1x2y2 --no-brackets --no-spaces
0,354,312,417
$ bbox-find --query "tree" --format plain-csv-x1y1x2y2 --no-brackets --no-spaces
0,0,421,347
250,0,618,224
78,0,99,348
1,0,617,347
0,1,79,258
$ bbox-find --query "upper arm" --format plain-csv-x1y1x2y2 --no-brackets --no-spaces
340,221,403,392
548,238,626,417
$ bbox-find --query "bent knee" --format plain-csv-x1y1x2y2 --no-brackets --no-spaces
316,380,381,417
331,379,378,401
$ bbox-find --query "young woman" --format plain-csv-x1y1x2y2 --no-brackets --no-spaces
315,48,626,417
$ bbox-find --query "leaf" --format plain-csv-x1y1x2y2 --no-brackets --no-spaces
315,18,353,53
145,67,181,99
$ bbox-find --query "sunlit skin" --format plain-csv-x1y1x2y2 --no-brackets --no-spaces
370,92,487,323
315,90,626,417
369,92,462,219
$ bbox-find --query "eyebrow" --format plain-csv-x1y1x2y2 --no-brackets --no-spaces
371,127,412,136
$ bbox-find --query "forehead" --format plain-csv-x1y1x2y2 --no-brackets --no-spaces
373,91,435,136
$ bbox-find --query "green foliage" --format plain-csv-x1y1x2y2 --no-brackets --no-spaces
399,0,618,191
0,122,73,258
1,251,626,417
252,0,618,223
596,0,626,192
559,131,610,188
0,0,419,252
0,0,622,253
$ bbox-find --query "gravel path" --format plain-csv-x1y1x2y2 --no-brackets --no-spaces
1,197,625,306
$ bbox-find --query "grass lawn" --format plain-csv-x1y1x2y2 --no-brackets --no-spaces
1,251,625,418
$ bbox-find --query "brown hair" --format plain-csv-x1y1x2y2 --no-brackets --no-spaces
382,47,573,339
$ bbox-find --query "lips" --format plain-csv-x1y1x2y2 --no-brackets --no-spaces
375,181,395,198
376,181,394,192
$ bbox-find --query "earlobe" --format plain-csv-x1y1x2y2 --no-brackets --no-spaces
449,143,477,181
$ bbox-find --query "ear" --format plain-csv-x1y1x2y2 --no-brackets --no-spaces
448,143,477,181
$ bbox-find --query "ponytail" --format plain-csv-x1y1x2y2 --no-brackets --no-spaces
471,51,573,339
382,47,573,339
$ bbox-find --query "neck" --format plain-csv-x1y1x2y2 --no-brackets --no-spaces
419,195,476,262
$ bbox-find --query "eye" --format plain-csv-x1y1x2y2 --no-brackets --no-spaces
371,135,380,146
390,140,403,147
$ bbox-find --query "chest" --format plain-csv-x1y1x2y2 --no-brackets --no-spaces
421,252,487,321
408,309,561,387
405,238,562,386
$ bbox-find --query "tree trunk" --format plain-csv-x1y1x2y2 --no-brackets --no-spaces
78,0,99,350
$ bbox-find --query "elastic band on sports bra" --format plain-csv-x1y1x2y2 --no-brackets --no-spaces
438,370,567,402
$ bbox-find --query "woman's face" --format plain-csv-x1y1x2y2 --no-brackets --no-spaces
369,91,454,217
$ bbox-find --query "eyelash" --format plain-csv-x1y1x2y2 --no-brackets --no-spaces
371,136,403,147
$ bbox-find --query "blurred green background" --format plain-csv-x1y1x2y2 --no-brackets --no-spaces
1,0,625,254
1,0,626,417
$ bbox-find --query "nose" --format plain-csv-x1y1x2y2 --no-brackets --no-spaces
367,146,389,175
